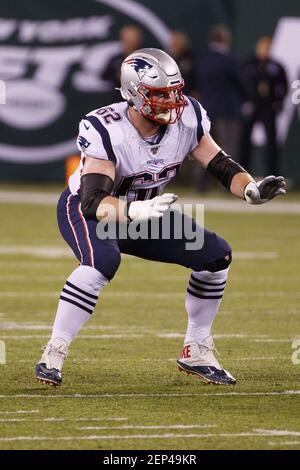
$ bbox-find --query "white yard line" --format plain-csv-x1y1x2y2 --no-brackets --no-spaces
0,391,299,399
0,333,296,342
0,417,127,423
77,424,216,431
17,356,287,364
231,252,278,260
0,261,69,268
0,323,52,331
255,429,300,436
0,334,145,339
219,310,300,316
230,357,288,361
0,322,297,333
0,275,67,281
227,292,300,297
253,339,293,343
0,322,297,335
1,291,300,301
1,274,298,282
0,245,280,260
0,322,116,331
180,198,300,215
0,410,39,415
1,292,182,298
157,333,269,339
0,246,73,258
268,440,300,446
0,191,58,205
0,429,300,442
1,290,299,299
122,252,280,260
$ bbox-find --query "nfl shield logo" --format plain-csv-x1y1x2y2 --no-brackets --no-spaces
151,146,159,155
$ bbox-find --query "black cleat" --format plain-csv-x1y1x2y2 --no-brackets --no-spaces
35,363,62,387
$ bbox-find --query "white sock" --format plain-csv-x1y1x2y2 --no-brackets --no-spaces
50,266,108,345
184,268,229,345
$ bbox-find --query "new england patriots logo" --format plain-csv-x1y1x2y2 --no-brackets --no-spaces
124,58,153,80
78,135,91,150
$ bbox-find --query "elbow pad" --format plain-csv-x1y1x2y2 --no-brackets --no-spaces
80,173,114,220
207,151,247,190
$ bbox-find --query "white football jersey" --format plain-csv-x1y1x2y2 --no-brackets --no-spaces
69,96,210,201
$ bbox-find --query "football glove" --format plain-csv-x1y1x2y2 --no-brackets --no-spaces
128,193,178,222
244,176,286,205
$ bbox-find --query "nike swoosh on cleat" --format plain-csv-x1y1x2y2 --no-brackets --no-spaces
177,361,236,385
84,122,90,130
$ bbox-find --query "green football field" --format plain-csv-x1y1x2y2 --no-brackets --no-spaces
0,191,299,450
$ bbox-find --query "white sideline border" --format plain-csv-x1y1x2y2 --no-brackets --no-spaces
0,190,299,214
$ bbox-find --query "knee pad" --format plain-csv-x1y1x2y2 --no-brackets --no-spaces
204,253,232,273
69,265,109,293
91,246,121,281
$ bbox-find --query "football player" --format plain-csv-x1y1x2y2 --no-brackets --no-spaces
35,48,286,386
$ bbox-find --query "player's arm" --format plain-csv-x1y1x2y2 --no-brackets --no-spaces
80,156,127,222
191,133,286,203
80,156,177,222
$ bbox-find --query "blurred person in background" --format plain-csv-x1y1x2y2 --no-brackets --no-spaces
196,25,248,159
103,24,144,99
167,30,199,189
169,30,198,97
240,36,288,176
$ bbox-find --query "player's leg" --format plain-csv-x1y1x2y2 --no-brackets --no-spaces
178,241,235,385
36,188,121,386
119,211,235,385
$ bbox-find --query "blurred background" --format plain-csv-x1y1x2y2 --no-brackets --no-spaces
0,0,299,190
0,2,300,451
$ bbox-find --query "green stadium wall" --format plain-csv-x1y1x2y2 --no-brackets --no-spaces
0,0,299,184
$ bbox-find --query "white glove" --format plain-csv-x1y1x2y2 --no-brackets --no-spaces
127,193,178,222
244,176,286,205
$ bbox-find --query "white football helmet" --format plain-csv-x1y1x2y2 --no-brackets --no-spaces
120,48,186,124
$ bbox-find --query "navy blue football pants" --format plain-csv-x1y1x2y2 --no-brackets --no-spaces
57,188,231,281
